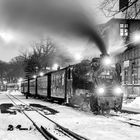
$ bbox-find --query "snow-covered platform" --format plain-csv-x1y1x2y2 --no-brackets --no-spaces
0,91,140,140
123,97,140,114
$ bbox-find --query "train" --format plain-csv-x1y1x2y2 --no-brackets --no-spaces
21,56,123,114
7,83,19,91
0,83,19,91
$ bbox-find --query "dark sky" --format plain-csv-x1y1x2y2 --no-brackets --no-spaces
0,0,108,62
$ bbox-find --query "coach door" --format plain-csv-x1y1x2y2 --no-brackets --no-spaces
66,67,73,103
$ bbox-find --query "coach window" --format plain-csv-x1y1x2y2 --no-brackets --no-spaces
132,60,138,84
124,68,128,84
62,73,65,85
138,59,140,83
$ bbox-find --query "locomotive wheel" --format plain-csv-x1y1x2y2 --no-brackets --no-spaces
114,97,123,112
114,105,122,112
89,95,99,113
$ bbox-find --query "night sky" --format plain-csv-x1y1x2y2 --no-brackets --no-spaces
0,0,108,62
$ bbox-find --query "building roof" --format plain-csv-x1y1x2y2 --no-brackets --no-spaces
106,18,140,24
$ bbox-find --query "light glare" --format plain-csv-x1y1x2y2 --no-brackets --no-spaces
39,72,44,76
0,31,14,43
103,56,112,66
33,75,37,78
97,87,105,95
114,87,122,95
74,53,82,61
52,63,59,70
131,32,140,44
18,78,23,83
3,81,7,85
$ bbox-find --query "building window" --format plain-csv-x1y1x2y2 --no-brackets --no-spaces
120,23,128,37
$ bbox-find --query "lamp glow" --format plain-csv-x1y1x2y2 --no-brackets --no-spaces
52,63,59,70
0,31,14,43
102,56,112,66
97,87,105,95
131,32,140,44
33,75,37,79
39,72,44,76
114,87,122,95
3,81,7,85
18,78,23,83
74,53,82,61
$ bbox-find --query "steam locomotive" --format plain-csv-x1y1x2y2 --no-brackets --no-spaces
21,56,123,114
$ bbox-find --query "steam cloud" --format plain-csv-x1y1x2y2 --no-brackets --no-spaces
0,0,107,60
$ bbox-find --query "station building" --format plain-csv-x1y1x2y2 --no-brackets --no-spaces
98,18,140,98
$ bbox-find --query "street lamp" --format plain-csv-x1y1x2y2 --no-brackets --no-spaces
18,78,23,83
3,81,7,85
33,75,37,79
52,63,59,70
39,72,44,76
131,31,140,44
74,53,82,61
118,31,140,48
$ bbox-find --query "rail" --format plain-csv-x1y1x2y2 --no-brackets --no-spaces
6,93,89,140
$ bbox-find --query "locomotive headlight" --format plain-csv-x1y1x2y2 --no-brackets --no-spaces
114,87,122,95
102,56,112,67
97,87,105,95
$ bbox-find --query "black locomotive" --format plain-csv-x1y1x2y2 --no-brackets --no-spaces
21,56,123,114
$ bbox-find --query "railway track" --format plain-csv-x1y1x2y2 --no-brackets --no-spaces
6,93,89,140
108,112,140,127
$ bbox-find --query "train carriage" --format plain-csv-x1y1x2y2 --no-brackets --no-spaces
29,79,36,96
50,69,66,102
7,83,19,91
37,75,48,97
21,82,24,93
23,81,28,94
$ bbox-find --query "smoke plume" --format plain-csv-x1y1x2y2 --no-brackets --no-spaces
0,0,107,61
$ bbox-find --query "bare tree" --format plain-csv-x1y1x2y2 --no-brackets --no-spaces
0,38,73,81
6,56,26,82
100,0,140,19
0,60,8,83
23,38,57,77
31,38,56,68
30,37,73,69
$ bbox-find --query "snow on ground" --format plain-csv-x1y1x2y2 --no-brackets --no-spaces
0,92,46,140
0,114,45,140
7,90,21,95
123,97,140,109
122,97,140,120
123,97,140,114
1,91,140,140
